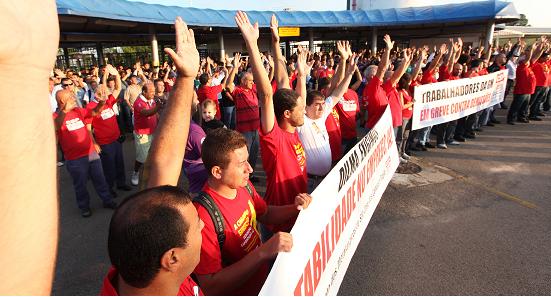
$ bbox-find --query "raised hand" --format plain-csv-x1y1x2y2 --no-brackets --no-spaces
345,53,358,75
439,43,448,54
232,52,242,68
337,40,350,61
105,64,118,76
164,17,200,78
270,14,280,43
235,11,259,44
296,46,308,77
383,34,394,50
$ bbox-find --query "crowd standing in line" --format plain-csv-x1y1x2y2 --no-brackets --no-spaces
46,12,551,296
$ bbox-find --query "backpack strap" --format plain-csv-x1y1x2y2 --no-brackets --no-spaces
193,191,226,250
244,183,254,198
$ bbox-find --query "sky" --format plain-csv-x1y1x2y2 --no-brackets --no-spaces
130,0,550,27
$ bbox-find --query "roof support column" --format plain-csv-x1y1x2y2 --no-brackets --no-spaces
63,47,70,69
371,28,377,55
219,29,225,61
285,40,291,59
485,21,495,47
149,25,160,69
96,43,104,66
309,28,314,52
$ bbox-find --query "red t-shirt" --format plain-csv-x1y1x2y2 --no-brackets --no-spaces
336,89,360,140
383,81,403,127
232,85,260,133
514,62,537,95
531,61,549,87
100,267,202,296
318,68,335,79
54,107,95,161
400,89,413,119
478,68,489,76
193,182,267,296
259,121,307,232
86,95,120,145
133,95,158,135
362,76,389,129
438,65,461,82
409,80,419,96
421,69,438,84
197,84,223,120
325,107,342,162
464,71,479,78
546,61,551,87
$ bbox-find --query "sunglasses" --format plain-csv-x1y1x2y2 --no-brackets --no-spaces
62,83,73,87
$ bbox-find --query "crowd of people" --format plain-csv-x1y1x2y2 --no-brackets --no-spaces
47,11,551,296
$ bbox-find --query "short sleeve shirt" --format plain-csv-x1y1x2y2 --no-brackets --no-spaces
86,95,120,145
54,107,94,160
193,182,267,296
259,121,307,232
133,95,158,135
297,97,333,176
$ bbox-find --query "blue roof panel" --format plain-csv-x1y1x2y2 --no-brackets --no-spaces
56,0,519,28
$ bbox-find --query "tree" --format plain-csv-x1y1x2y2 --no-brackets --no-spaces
507,13,529,26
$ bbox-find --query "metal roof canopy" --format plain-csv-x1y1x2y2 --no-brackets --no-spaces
57,0,519,47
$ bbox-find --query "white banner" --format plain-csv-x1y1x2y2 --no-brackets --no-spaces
260,107,400,296
411,69,508,130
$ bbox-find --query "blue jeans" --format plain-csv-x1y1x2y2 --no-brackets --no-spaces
223,106,236,130
65,154,114,210
242,130,259,171
99,141,127,189
418,126,432,145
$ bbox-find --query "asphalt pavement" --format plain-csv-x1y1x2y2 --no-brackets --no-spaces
52,102,551,295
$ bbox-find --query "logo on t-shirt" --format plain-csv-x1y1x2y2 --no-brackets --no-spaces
65,118,85,131
331,109,340,127
235,200,260,253
341,100,357,112
100,108,115,120
294,143,306,173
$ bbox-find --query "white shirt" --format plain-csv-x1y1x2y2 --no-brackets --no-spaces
297,97,335,176
506,60,517,80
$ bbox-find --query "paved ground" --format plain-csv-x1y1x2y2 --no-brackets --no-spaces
52,103,551,295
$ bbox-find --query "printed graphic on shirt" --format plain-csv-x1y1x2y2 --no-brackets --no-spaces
294,143,306,173
341,100,358,112
331,109,340,126
66,118,85,131
236,200,260,253
100,108,115,120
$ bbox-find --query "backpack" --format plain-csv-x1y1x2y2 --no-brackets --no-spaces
193,183,254,250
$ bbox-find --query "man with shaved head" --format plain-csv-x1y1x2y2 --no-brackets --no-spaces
54,89,117,217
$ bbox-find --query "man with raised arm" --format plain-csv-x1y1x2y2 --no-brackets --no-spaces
298,42,358,191
101,17,205,296
190,13,313,296
254,14,310,233
364,34,395,131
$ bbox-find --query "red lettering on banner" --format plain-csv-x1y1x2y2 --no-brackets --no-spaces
325,223,332,262
293,120,395,295
341,196,348,232
333,205,341,246
420,108,430,121
303,260,314,296
312,243,322,290
294,276,303,296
